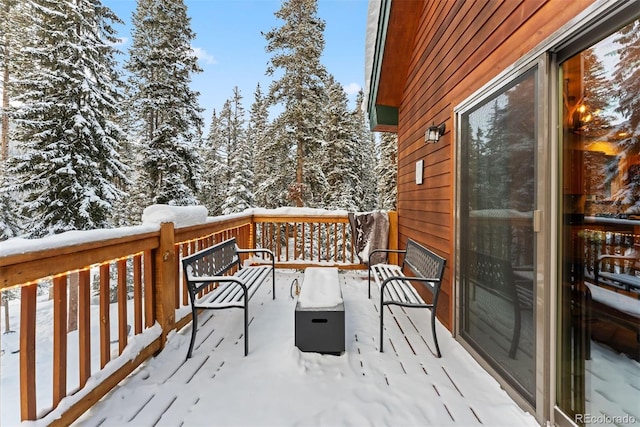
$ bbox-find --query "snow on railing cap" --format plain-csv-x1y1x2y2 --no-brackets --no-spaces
142,204,208,227
247,207,349,216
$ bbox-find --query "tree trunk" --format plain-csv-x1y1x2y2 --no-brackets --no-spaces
292,139,304,207
1,0,10,161
1,42,9,161
68,272,79,332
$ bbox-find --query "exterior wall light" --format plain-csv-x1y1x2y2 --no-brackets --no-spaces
425,123,446,143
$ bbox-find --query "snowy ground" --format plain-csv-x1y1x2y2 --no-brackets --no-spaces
3,269,639,426
66,270,538,427
0,290,154,426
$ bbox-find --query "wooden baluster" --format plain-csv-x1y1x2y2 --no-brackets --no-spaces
187,241,195,300
262,223,268,254
257,224,261,250
275,223,279,259
144,250,154,329
326,223,330,261
20,283,37,421
342,223,347,263
302,223,307,260
270,223,275,258
78,269,92,387
100,263,110,368
53,274,68,407
309,223,314,261
285,223,290,261
133,255,143,335
293,223,298,260
117,259,128,355
318,223,322,262
333,222,339,262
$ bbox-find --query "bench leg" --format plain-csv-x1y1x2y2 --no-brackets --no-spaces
272,268,276,300
380,297,385,352
431,309,441,358
244,293,249,356
187,307,198,360
509,303,522,359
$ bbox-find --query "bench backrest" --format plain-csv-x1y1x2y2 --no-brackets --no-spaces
403,239,447,293
182,238,240,286
467,251,517,302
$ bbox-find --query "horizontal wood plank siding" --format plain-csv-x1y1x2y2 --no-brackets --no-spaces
394,0,595,329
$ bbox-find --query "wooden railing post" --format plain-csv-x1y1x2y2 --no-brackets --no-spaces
388,211,399,265
154,222,176,349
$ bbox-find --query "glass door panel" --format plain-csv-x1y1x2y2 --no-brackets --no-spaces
459,68,537,403
558,18,640,426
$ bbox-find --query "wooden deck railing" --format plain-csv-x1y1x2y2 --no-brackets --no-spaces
253,212,359,268
581,216,640,283
0,210,395,426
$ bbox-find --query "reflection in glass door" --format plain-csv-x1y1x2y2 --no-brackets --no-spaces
558,18,640,426
459,68,537,403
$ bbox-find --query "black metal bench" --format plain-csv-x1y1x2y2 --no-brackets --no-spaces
594,254,640,293
181,238,275,359
468,252,534,358
368,239,447,357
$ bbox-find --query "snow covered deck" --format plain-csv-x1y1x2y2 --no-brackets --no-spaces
74,269,538,426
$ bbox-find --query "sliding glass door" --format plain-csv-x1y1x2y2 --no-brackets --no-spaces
459,67,538,404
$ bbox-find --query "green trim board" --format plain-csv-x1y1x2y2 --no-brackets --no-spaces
368,104,398,131
367,0,396,130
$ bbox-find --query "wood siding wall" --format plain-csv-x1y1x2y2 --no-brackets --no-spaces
395,0,595,330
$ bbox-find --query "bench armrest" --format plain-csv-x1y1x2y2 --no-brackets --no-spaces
236,248,275,270
186,274,244,284
236,248,275,258
370,248,406,255
369,248,406,265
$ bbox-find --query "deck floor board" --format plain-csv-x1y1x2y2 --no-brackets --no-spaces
74,270,538,427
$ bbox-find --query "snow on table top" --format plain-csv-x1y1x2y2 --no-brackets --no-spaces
297,267,343,309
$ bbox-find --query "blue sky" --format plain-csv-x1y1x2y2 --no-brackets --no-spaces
103,0,369,133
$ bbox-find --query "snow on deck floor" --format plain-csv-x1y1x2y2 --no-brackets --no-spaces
74,270,538,427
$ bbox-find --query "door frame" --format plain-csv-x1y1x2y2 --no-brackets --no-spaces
453,54,550,420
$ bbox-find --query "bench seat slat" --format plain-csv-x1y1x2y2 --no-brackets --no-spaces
194,266,271,308
390,280,424,305
372,264,426,306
